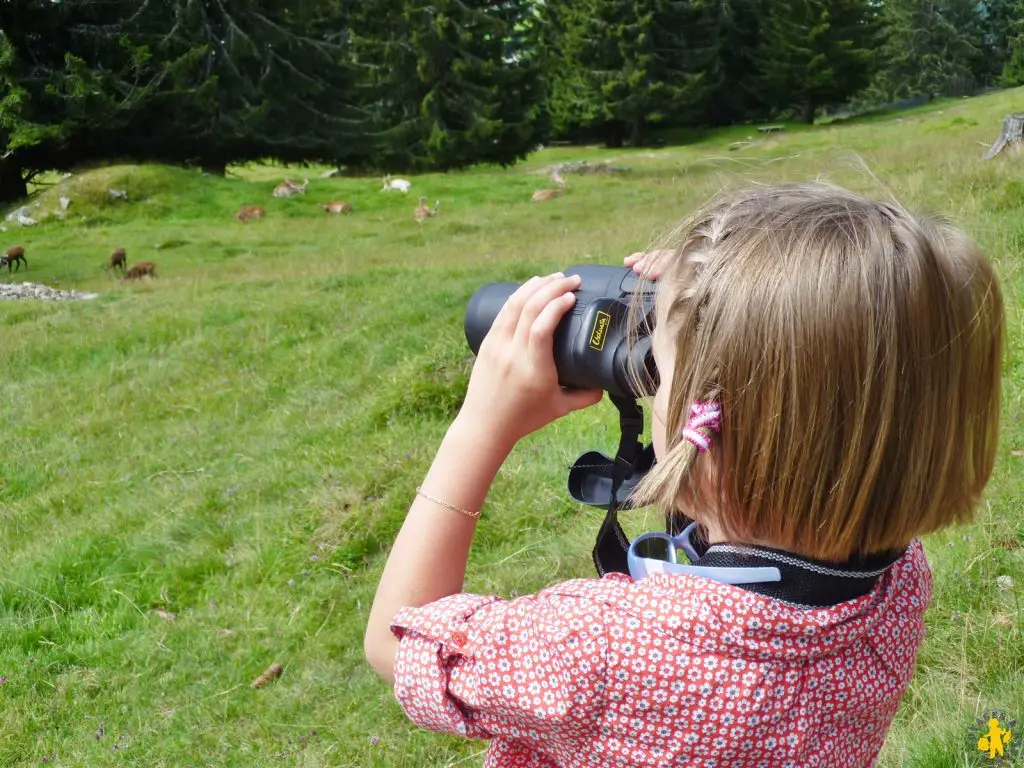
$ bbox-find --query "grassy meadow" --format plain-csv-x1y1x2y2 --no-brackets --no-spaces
1,89,1023,767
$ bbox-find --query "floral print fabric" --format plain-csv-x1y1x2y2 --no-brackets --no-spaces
391,540,932,767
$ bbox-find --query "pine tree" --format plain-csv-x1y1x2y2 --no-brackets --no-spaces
121,0,370,174
544,0,722,147
538,0,608,142
995,0,1024,85
870,0,982,102
758,0,879,123
706,0,771,125
0,0,160,202
350,0,547,170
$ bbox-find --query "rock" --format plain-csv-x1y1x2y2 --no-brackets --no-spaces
0,282,99,301
552,160,632,176
5,205,37,226
59,195,71,211
108,189,129,201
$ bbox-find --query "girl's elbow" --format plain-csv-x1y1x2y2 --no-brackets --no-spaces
364,630,397,684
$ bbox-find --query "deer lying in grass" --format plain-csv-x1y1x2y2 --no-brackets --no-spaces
1,245,26,273
414,196,439,222
236,205,266,223
123,261,156,281
381,175,412,193
272,178,309,198
105,246,127,275
322,200,353,214
532,166,568,202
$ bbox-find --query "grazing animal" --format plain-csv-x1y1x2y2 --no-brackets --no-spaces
236,205,266,223
414,196,439,222
532,166,568,202
105,246,127,274
1,245,26,273
272,178,309,198
123,261,156,281
381,175,412,194
322,200,353,215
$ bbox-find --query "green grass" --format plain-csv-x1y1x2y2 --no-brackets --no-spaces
2,89,1023,767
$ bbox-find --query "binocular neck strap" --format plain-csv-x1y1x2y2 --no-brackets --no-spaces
592,394,644,576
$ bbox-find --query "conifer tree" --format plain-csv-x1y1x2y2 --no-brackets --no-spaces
350,0,547,170
869,0,981,101
758,0,879,123
543,0,721,146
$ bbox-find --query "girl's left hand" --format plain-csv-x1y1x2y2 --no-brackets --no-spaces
457,272,604,451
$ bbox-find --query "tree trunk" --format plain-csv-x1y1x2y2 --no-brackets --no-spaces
630,116,644,147
799,99,815,124
984,112,1024,159
605,120,625,149
0,161,28,205
201,161,227,176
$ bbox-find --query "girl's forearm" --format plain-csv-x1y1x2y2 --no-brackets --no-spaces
364,415,512,682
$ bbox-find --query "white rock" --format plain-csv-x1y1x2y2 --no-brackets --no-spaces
0,281,99,301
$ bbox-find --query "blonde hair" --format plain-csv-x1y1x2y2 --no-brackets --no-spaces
631,182,1004,561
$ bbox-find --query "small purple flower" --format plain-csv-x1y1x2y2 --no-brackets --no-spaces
370,736,380,746
0,676,7,685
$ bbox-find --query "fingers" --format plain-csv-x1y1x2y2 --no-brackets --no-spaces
525,288,577,369
514,274,581,351
490,275,548,339
626,248,674,279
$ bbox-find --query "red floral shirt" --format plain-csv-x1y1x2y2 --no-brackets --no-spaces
390,540,932,767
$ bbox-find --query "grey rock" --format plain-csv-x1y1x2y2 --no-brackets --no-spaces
0,282,99,301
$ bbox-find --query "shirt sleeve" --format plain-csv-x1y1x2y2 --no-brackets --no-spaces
389,585,609,746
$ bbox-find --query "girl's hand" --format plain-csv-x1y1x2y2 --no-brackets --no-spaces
624,249,675,279
457,273,604,451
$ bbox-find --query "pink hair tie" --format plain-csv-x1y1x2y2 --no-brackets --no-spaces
682,401,721,453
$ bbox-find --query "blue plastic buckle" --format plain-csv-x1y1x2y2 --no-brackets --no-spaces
627,522,782,585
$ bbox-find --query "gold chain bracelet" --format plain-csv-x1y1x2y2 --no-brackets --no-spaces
415,487,481,520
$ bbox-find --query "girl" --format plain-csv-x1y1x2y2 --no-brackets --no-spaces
364,183,1004,767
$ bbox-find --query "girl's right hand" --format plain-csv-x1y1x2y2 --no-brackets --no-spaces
455,273,603,453
624,249,674,279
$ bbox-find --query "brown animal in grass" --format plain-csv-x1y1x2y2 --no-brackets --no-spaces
0,245,26,273
531,166,567,202
105,246,127,274
322,200,353,214
123,261,156,281
236,205,266,223
414,196,439,222
272,178,309,198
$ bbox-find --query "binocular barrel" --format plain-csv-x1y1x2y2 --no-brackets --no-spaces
464,265,658,398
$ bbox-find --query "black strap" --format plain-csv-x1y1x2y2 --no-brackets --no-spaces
592,395,644,576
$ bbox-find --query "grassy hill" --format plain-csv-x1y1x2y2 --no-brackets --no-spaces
1,90,1022,767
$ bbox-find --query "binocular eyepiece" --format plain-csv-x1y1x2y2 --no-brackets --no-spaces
463,265,659,398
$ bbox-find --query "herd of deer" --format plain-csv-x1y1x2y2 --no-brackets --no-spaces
1,167,568,287
1,243,155,281
237,175,436,224
234,169,575,226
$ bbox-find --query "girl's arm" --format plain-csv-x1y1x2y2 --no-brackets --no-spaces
364,273,603,683
362,417,509,684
